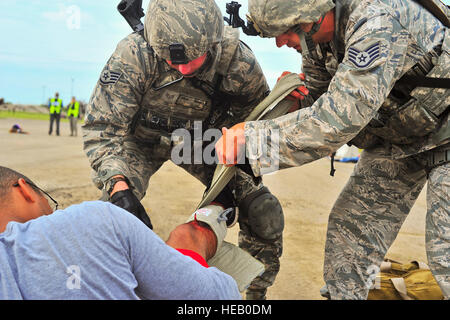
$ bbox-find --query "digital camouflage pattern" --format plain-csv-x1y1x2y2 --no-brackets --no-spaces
248,0,335,37
323,147,450,299
145,0,224,62
238,222,283,299
82,1,282,298
244,0,450,299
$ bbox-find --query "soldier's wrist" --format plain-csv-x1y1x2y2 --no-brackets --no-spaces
110,181,129,196
107,175,130,196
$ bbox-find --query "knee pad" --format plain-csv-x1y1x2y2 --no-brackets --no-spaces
239,187,284,241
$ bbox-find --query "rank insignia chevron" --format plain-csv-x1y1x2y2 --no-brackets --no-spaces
100,70,122,85
348,42,381,68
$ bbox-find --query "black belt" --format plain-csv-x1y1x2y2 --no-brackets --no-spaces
398,76,450,89
140,113,195,132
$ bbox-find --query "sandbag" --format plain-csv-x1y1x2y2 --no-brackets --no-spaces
367,259,444,300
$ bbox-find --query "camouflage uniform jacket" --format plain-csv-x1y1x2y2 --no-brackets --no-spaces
83,27,269,198
246,0,450,177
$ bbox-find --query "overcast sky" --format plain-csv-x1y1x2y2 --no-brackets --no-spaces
0,0,449,105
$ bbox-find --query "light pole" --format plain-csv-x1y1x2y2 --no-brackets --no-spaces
42,85,46,105
71,78,74,97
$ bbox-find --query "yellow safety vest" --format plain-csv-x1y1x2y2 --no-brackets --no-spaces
49,98,63,114
67,101,80,118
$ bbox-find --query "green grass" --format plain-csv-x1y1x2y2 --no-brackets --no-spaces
1,110,52,121
0,110,83,123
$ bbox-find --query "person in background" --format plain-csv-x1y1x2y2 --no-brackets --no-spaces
9,124,29,134
66,96,80,137
48,92,63,136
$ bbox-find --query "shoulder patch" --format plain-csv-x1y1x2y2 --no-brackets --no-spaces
348,42,381,68
100,70,122,85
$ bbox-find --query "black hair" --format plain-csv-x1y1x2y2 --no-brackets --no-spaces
0,166,36,204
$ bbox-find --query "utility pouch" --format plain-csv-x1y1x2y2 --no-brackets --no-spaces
134,119,172,158
367,259,444,300
367,29,450,143
387,97,441,140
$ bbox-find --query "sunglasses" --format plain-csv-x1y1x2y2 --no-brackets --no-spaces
13,180,59,212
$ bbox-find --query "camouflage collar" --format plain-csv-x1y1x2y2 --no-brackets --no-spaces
302,0,350,63
194,44,222,84
333,0,360,62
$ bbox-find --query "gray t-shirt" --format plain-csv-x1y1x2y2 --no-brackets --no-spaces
0,201,241,300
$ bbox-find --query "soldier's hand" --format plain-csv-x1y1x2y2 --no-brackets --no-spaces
215,122,246,167
110,189,153,229
277,71,309,112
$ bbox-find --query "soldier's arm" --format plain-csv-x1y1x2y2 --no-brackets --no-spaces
82,34,155,198
245,13,412,176
300,54,334,109
220,41,270,126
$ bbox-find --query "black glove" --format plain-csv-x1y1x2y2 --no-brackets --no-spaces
110,189,153,229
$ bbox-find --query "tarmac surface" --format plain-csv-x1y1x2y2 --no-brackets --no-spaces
0,117,429,299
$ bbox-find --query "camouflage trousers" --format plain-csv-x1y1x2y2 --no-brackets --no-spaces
237,224,283,300
323,146,450,299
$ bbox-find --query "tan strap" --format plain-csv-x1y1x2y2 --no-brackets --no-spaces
196,73,303,209
391,278,413,300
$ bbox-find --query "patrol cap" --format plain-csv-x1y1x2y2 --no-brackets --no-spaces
248,0,335,38
144,0,224,62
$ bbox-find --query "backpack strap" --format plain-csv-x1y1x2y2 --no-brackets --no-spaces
216,27,241,76
397,75,450,88
413,0,450,28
